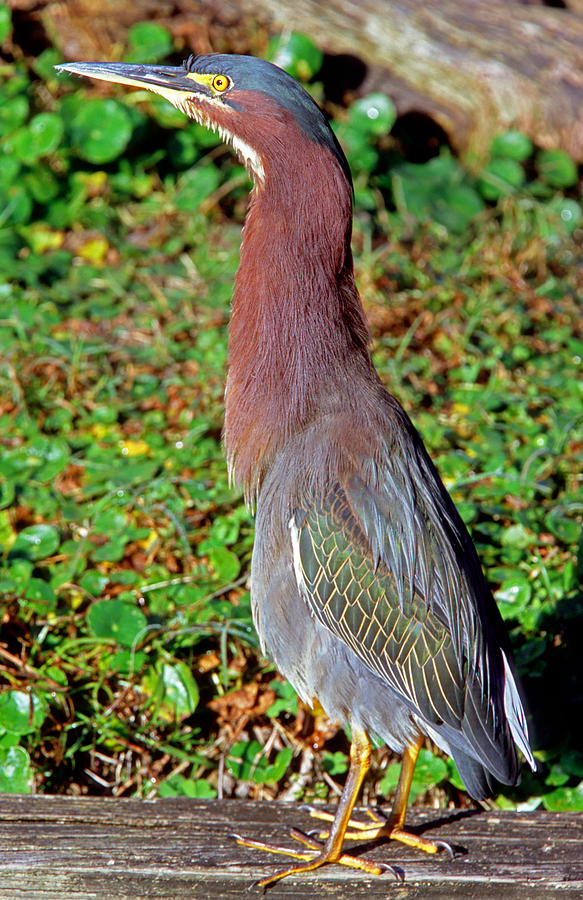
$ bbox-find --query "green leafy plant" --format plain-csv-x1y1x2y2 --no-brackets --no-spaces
227,740,293,785
379,749,448,801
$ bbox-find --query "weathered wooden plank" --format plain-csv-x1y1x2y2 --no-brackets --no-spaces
0,796,581,899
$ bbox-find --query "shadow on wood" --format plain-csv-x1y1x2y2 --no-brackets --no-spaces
0,795,581,898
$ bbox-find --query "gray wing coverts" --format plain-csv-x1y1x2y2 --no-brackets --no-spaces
295,474,467,732
292,454,531,795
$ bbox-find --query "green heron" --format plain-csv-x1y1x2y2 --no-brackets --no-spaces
57,54,536,887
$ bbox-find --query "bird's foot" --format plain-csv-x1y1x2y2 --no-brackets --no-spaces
231,828,403,889
305,806,454,857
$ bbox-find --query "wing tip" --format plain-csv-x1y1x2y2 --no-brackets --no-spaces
502,651,537,771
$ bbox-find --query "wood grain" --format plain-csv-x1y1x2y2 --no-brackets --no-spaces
0,795,581,898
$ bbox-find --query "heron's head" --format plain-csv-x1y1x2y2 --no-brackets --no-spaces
56,53,351,188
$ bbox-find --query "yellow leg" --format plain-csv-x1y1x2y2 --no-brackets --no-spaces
232,725,402,888
310,735,453,856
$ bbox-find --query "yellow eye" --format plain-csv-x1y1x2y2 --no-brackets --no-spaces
212,74,229,93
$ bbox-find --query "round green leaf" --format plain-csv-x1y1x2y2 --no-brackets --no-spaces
159,775,217,798
266,680,298,718
90,535,130,563
0,746,34,794
6,114,63,164
500,524,532,549
349,93,397,137
57,92,85,127
433,182,485,234
545,507,580,543
1,183,33,224
30,438,70,482
11,524,60,561
93,509,128,534
208,545,240,583
87,599,147,647
268,33,323,81
495,576,532,620
543,785,583,812
28,113,64,157
70,99,133,164
446,758,466,791
258,747,293,784
536,148,578,188
478,158,525,201
548,198,582,236
148,94,189,129
411,748,448,788
125,22,173,64
0,691,47,734
0,437,69,483
0,155,20,189
226,740,263,781
225,740,292,785
189,779,217,799
24,578,57,608
515,638,546,668
0,96,28,137
545,764,569,787
561,751,583,779
33,48,63,81
334,123,378,173
3,560,32,592
322,751,349,776
378,762,401,795
167,131,199,168
175,164,222,211
3,128,32,163
159,662,199,718
23,168,61,204
0,5,12,43
489,131,533,161
80,569,109,596
381,750,447,801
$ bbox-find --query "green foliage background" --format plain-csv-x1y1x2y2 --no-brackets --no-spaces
1,13,582,811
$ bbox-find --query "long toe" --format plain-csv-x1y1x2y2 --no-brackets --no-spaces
387,826,454,857
231,830,400,889
307,805,389,840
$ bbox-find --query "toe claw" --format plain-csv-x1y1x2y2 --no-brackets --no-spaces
434,839,455,860
289,827,322,850
378,863,405,882
393,865,406,883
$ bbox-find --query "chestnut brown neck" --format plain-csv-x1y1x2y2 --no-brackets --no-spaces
224,120,374,502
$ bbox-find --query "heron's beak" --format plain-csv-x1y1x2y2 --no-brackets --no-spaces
55,62,211,103
56,60,263,182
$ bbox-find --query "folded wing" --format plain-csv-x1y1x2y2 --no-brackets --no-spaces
290,441,534,795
